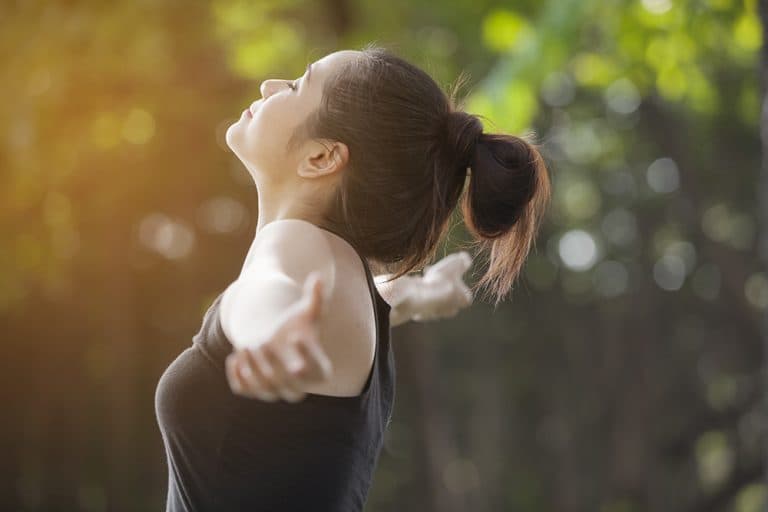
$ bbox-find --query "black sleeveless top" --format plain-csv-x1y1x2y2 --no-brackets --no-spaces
155,230,395,512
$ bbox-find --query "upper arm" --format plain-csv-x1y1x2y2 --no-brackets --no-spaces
220,219,336,349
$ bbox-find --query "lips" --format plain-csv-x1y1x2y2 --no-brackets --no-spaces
243,108,252,118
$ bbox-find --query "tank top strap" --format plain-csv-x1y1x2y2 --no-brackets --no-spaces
312,224,393,400
314,225,387,317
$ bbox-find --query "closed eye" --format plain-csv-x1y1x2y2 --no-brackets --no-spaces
287,80,298,91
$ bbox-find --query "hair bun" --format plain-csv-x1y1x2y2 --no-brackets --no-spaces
443,111,484,173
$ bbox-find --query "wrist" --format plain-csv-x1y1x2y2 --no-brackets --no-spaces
389,302,411,327
374,272,420,309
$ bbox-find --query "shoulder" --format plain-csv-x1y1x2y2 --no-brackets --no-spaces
242,219,336,295
219,220,338,348
255,219,331,250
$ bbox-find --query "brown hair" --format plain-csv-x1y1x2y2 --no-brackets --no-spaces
296,43,551,307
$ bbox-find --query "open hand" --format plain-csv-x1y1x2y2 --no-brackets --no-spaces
408,251,474,322
225,271,333,403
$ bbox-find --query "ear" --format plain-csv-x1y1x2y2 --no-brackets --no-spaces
297,140,349,179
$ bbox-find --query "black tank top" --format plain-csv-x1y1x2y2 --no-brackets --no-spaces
155,229,395,512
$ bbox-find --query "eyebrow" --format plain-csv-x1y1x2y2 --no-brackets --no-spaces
304,62,313,86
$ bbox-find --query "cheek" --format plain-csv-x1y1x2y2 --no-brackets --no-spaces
236,109,295,167
245,112,281,153
226,97,302,167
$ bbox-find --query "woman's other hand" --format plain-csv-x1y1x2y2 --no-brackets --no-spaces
225,271,333,403
408,251,474,322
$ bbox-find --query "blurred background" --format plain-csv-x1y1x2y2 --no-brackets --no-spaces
1,0,766,510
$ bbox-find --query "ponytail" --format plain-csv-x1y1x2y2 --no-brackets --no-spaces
459,129,552,307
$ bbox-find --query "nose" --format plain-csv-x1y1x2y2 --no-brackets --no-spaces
259,80,271,99
259,79,286,99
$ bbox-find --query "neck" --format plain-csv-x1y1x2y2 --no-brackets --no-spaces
253,175,328,234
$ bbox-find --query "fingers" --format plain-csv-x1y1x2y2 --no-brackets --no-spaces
222,273,334,403
226,351,278,402
455,281,474,308
424,251,473,280
256,344,306,402
297,341,333,381
226,340,333,403
411,281,470,321
302,272,324,324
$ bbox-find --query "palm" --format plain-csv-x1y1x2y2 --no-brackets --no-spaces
225,272,333,402
410,251,474,321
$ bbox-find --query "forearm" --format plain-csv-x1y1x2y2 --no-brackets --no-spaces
220,272,305,348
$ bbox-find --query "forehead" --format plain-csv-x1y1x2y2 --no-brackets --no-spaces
311,50,362,76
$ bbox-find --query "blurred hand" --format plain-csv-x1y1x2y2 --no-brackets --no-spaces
404,251,474,322
225,271,333,403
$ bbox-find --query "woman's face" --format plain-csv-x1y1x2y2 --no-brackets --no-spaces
225,50,361,182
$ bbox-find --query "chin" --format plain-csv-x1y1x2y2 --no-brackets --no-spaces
224,123,243,153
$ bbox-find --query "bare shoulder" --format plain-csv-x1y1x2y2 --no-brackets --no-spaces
221,218,376,396
251,219,336,288
218,220,337,347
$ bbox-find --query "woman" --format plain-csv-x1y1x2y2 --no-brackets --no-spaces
155,44,550,511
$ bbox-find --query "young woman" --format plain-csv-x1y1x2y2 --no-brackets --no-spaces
155,45,550,511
